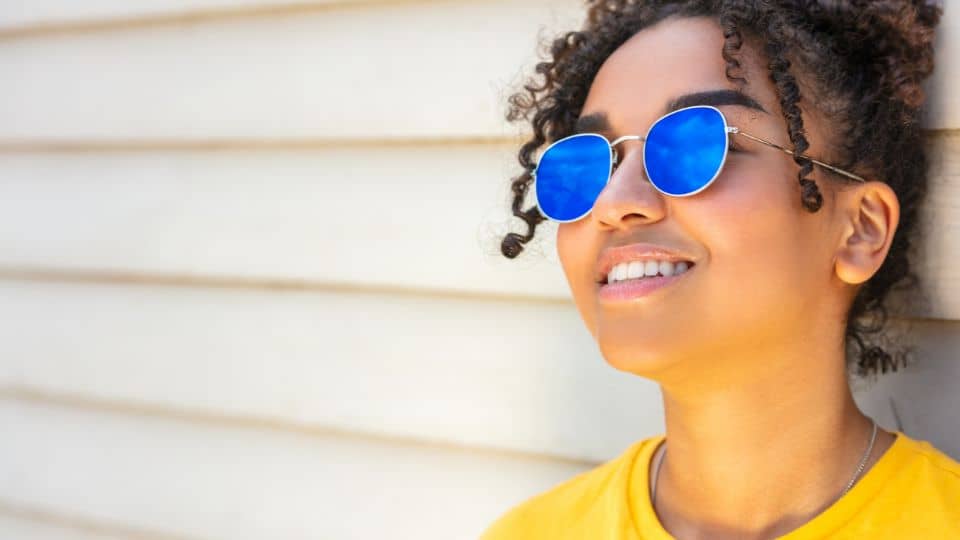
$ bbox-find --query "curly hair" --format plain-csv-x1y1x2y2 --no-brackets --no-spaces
500,0,942,379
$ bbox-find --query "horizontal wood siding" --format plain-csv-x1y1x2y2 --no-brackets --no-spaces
0,399,590,540
0,145,570,300
0,1,581,141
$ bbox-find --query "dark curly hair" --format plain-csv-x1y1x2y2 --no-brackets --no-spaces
500,0,942,379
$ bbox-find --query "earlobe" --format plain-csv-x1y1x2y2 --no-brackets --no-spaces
834,182,900,285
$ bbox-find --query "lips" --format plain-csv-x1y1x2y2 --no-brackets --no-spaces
595,242,697,284
598,268,693,302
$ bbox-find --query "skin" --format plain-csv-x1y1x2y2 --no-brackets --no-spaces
556,16,901,539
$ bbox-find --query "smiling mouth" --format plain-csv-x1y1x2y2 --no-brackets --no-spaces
598,261,696,302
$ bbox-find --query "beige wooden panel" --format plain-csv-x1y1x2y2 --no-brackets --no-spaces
3,280,958,461
0,145,570,300
0,398,591,540
0,1,352,30
0,0,582,141
927,0,960,130
0,514,134,540
0,280,665,463
913,133,960,319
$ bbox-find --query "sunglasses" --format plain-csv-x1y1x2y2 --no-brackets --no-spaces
532,105,865,223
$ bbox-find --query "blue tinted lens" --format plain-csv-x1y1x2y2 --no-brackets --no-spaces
535,134,611,222
644,106,727,196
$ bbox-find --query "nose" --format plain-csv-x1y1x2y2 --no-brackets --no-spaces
590,143,668,229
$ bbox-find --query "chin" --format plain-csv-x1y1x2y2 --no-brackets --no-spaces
597,339,675,377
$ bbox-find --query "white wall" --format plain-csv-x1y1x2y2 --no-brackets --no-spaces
0,2,957,539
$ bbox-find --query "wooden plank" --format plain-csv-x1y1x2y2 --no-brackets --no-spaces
3,280,959,461
0,144,570,301
0,398,591,540
0,280,665,463
909,133,960,319
0,0,583,141
927,0,960,130
0,513,138,540
0,2,359,31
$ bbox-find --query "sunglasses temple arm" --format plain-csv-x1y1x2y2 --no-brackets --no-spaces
730,128,866,182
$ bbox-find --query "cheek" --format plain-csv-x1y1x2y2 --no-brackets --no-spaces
693,167,817,324
705,150,803,235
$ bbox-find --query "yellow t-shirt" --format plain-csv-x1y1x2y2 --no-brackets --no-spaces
480,430,960,539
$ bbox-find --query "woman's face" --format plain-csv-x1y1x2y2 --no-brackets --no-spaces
558,16,854,379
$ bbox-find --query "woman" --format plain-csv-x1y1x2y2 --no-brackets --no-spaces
482,1,959,538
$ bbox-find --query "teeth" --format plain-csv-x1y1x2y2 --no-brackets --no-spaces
606,260,692,284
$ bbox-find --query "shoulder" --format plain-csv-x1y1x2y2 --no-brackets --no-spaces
874,432,960,532
478,437,657,540
895,433,960,492
905,437,960,489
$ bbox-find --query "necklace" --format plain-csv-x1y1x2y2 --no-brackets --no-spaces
649,418,878,505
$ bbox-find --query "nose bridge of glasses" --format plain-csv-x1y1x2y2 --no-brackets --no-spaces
609,135,643,165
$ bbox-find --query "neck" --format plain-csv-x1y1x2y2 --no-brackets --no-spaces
649,337,892,539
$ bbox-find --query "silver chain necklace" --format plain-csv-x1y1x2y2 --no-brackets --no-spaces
650,418,878,505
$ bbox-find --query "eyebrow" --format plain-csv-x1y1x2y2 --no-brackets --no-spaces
574,89,767,134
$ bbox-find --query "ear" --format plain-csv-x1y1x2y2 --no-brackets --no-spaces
834,181,900,285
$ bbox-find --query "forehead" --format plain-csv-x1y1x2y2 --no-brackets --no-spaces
582,15,774,129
